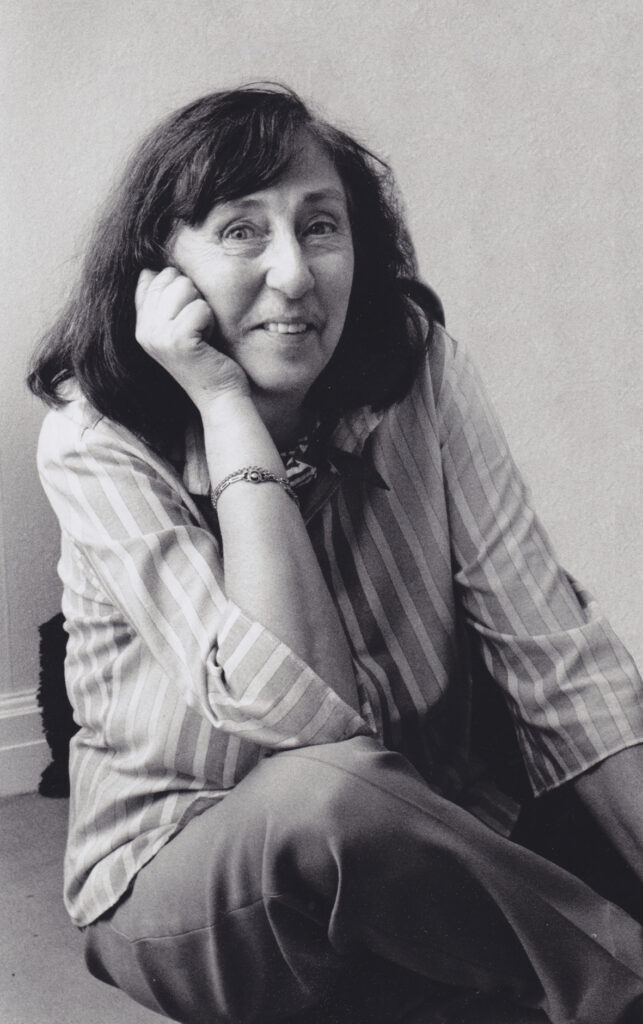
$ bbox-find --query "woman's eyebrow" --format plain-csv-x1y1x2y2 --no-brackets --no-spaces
218,189,346,209
302,189,347,206
214,197,263,212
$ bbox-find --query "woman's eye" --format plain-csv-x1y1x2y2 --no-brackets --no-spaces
222,224,257,241
305,219,336,237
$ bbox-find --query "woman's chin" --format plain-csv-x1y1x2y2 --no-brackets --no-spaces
247,364,324,406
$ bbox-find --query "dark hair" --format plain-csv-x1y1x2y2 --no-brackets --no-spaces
27,84,435,453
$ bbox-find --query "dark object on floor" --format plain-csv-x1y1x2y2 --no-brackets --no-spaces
37,612,77,797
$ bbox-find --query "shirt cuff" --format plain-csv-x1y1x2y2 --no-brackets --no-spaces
474,604,643,796
205,600,373,749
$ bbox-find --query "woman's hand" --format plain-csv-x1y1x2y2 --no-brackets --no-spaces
135,267,249,410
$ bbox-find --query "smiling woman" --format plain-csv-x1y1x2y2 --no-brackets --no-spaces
26,84,643,1024
28,86,423,455
163,140,355,441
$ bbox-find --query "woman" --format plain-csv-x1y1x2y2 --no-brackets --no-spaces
29,85,643,1024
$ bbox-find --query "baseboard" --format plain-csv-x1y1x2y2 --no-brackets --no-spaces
0,690,50,797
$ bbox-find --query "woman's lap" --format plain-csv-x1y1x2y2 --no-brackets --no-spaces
84,736,643,1024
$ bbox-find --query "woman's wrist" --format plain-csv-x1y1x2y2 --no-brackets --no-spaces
211,466,299,512
197,387,256,427
200,390,285,488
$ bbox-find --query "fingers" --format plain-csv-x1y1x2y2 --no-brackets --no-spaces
133,269,248,406
134,266,176,313
136,267,199,320
158,276,201,322
134,267,159,311
135,267,214,352
172,298,215,339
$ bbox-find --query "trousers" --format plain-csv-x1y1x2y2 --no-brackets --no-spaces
84,736,643,1024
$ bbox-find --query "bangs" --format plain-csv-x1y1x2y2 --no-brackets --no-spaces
168,90,314,226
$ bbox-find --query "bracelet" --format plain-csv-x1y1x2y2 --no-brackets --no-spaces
210,466,299,511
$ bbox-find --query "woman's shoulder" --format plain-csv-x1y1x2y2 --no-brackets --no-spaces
37,384,164,474
364,318,486,456
403,312,469,411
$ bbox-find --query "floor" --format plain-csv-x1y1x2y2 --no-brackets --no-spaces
0,792,162,1024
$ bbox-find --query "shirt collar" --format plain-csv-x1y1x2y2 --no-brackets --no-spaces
329,405,384,458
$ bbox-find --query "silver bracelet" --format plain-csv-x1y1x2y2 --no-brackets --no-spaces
210,466,299,511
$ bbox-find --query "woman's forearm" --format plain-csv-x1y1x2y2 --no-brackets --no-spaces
201,391,360,713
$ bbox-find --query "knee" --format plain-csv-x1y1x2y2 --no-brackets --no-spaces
264,736,402,856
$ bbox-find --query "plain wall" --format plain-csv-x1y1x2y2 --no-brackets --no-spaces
2,1,641,747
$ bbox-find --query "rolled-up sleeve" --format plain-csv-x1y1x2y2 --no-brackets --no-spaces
38,404,369,750
436,334,643,795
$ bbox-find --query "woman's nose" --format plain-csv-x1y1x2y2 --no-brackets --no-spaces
264,233,314,299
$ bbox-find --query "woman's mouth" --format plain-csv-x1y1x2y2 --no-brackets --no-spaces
260,321,310,335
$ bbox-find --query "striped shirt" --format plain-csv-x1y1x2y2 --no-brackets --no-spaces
37,323,643,928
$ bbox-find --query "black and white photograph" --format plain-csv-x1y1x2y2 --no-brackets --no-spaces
2,2,642,1022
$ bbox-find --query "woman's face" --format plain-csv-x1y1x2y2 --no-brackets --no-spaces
169,137,354,409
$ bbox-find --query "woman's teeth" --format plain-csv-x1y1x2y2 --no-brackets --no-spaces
262,322,309,335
